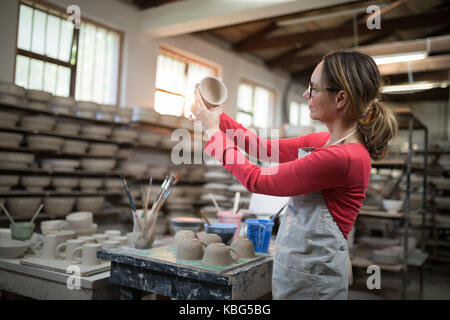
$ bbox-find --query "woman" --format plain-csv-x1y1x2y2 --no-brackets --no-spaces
191,51,398,300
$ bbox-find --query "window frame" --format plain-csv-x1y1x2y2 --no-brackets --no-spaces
237,79,275,128
13,0,124,104
154,45,220,117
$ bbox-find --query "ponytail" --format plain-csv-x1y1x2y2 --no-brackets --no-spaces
357,100,398,160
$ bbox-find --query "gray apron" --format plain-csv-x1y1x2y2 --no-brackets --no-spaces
272,134,356,300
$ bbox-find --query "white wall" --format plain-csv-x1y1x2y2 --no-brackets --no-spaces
0,0,20,83
0,0,293,127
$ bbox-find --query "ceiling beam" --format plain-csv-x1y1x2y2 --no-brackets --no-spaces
378,55,450,75
236,9,450,52
383,87,449,102
140,0,359,38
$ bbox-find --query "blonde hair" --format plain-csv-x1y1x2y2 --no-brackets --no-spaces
322,51,398,160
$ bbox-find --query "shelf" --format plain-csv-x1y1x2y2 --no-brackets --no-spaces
0,124,134,146
0,190,122,197
0,145,127,160
0,102,128,127
0,167,122,177
371,158,425,171
359,210,404,219
394,108,427,130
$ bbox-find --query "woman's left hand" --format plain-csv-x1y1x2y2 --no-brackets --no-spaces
190,84,222,137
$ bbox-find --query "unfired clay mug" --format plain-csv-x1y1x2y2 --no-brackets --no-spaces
198,76,227,109
176,239,205,260
202,243,239,266
39,234,59,259
72,243,102,266
174,230,197,244
230,237,255,258
198,233,223,246
56,239,83,260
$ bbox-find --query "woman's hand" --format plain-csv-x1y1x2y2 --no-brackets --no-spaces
190,84,222,138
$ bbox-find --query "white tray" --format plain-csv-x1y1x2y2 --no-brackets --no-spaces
21,256,110,277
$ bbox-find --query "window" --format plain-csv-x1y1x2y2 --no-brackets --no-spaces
237,81,274,128
14,0,122,105
289,101,311,126
154,47,219,117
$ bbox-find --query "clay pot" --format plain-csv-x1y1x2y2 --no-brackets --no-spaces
175,239,204,260
230,237,255,258
202,243,239,266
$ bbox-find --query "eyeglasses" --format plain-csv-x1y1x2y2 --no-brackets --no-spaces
308,81,340,98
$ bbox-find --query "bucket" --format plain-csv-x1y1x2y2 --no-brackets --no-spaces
245,219,274,253
217,211,243,241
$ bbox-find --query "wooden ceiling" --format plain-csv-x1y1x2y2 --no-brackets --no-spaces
128,0,450,101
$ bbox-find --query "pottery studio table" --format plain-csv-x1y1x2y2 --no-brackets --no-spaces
0,257,119,300
98,237,274,300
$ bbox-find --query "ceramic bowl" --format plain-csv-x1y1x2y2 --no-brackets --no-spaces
0,82,26,97
76,196,105,213
43,197,76,218
173,230,197,244
26,89,52,102
0,111,20,128
175,239,204,260
51,177,80,192
132,107,160,123
104,178,122,191
20,115,56,131
62,140,89,154
117,148,133,159
0,132,23,148
0,175,19,191
80,158,116,171
114,107,133,124
382,199,404,214
20,176,51,192
97,105,115,121
6,197,42,219
79,178,103,192
231,237,255,258
138,132,164,146
0,238,30,259
54,122,81,136
88,143,118,156
27,101,49,112
372,249,401,265
111,129,139,144
66,211,93,229
42,159,80,171
40,219,65,234
66,223,98,236
76,101,98,119
205,223,237,244
121,163,147,176
81,125,112,139
50,96,75,114
0,152,34,164
202,243,239,266
171,217,203,233
10,222,35,241
26,135,64,152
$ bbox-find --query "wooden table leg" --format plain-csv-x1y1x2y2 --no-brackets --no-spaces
120,286,144,300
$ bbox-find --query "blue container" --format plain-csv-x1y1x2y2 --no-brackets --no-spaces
205,223,237,244
245,219,274,253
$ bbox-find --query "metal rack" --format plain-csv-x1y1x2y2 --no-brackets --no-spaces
353,108,429,300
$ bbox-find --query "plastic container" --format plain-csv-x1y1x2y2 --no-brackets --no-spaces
217,211,243,241
10,222,35,241
245,219,274,253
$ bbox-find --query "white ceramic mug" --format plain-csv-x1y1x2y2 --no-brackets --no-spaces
77,236,96,244
40,234,59,260
72,243,102,266
105,230,121,239
198,76,227,109
93,234,108,243
56,239,84,260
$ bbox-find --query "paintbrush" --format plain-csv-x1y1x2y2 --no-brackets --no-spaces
270,204,288,223
199,209,211,226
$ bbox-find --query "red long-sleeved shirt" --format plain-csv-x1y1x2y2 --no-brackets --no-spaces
204,113,372,239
